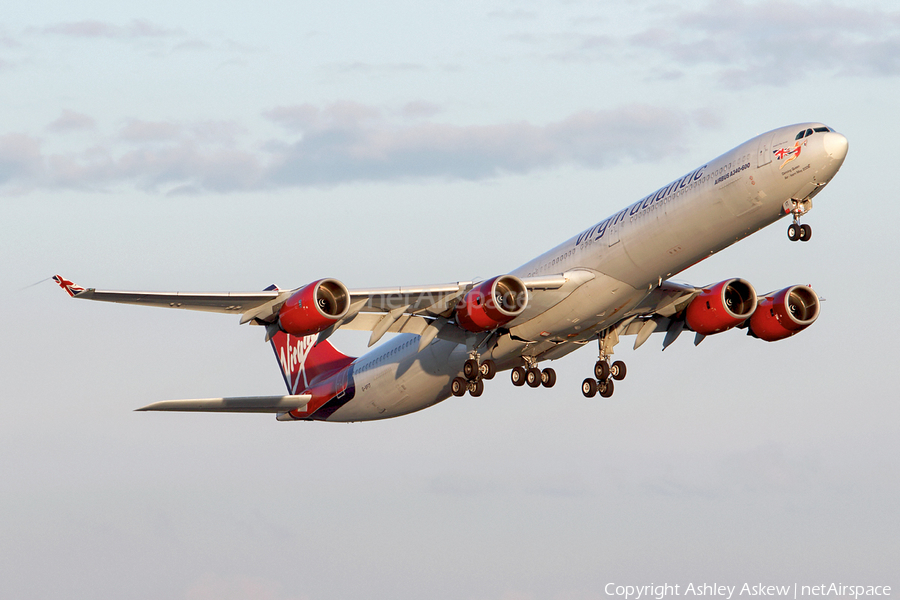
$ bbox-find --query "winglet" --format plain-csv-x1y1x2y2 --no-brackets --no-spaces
52,275,86,298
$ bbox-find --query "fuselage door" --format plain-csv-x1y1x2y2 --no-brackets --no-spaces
757,133,773,168
334,366,350,400
608,222,621,246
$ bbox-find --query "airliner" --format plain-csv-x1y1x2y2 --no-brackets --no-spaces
54,122,849,422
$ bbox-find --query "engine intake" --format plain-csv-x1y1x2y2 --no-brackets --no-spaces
749,285,820,342
685,278,758,335
456,275,528,332
278,278,350,336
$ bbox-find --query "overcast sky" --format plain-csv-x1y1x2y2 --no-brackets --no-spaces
2,1,898,599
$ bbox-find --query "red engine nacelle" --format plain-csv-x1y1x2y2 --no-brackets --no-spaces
456,275,528,333
749,285,820,342
278,278,350,336
685,278,758,335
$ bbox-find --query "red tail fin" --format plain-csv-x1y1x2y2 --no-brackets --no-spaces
269,332,355,394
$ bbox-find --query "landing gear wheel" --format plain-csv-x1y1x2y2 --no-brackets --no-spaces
610,361,627,381
526,368,542,388
463,358,480,380
511,366,526,387
541,368,557,388
479,359,496,380
599,378,615,398
469,379,484,397
800,223,812,242
594,360,610,381
787,223,800,241
451,377,467,397
582,378,598,398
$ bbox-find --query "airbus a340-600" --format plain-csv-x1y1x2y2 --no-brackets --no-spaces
55,122,848,422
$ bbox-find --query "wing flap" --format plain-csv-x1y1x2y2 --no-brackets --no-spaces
136,395,311,413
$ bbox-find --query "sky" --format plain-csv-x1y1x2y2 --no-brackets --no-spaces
2,1,899,599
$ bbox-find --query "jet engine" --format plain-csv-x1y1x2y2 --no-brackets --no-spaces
685,278,758,335
456,275,528,332
749,285,820,342
278,278,350,336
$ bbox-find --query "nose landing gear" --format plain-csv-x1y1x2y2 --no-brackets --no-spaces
787,221,812,242
786,199,813,242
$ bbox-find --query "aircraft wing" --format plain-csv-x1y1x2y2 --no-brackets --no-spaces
136,395,312,413
616,280,702,350
518,279,702,364
52,275,474,319
52,275,285,314
53,274,567,347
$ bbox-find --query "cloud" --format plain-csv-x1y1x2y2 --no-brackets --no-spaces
263,103,689,186
47,110,97,133
264,102,382,132
630,0,900,87
45,140,263,194
0,102,698,194
537,1,900,87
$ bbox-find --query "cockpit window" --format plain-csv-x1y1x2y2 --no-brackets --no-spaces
795,128,818,140
814,127,830,133
795,131,805,140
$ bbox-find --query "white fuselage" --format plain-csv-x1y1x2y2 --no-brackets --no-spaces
326,123,848,421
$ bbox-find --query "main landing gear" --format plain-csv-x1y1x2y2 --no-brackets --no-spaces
581,330,628,398
451,357,496,397
510,362,557,389
582,358,627,398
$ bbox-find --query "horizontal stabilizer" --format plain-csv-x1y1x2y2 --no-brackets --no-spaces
136,395,311,413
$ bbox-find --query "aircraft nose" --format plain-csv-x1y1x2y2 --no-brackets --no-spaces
823,131,849,163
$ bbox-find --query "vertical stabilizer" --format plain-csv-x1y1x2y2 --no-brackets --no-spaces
269,331,355,394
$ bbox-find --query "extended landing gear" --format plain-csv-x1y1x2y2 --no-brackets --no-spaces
463,357,496,380
583,358,627,398
787,221,812,242
452,357,496,397
582,377,615,398
786,199,812,242
510,362,556,389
